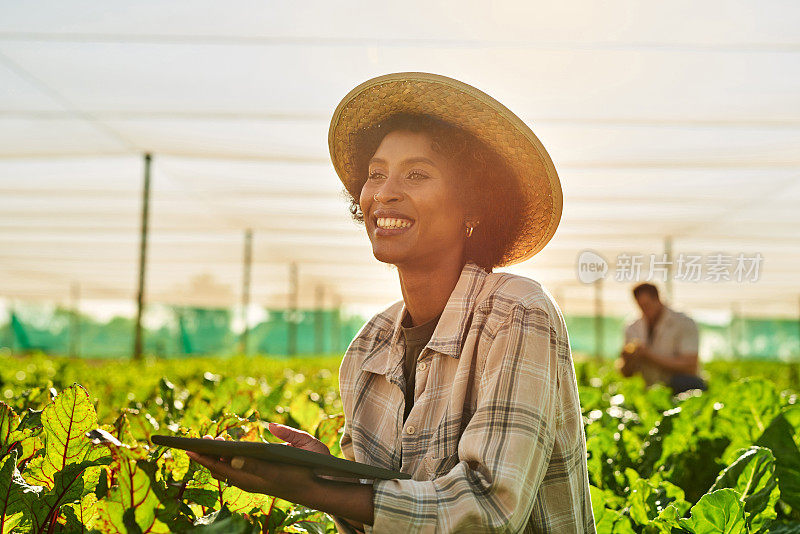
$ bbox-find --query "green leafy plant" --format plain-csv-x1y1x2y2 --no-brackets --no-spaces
1,354,798,532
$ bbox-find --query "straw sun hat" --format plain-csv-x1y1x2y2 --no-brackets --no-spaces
328,72,562,266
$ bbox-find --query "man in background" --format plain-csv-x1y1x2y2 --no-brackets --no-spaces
618,283,706,393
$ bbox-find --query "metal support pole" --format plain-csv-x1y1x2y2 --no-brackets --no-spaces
240,229,253,355
288,262,298,356
594,280,603,361
133,153,152,360
314,284,324,354
70,282,80,358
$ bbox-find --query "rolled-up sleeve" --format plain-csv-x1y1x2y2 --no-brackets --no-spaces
370,304,560,533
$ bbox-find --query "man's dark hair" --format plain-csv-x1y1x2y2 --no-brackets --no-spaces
632,283,660,300
345,112,525,271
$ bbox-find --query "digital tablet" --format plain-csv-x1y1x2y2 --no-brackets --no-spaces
151,435,412,480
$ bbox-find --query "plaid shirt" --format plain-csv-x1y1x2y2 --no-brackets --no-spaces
335,262,595,533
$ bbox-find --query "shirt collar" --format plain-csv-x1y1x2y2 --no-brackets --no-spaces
360,262,488,375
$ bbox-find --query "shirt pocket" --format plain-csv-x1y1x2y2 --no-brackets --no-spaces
423,452,461,479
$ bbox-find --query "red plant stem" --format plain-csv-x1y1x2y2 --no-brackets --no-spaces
128,463,135,520
1,491,9,533
38,467,84,534
47,510,59,534
176,477,189,502
264,496,277,523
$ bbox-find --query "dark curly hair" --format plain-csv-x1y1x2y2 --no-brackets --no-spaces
344,113,525,271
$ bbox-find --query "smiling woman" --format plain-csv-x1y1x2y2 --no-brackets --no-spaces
188,73,595,534
346,113,527,272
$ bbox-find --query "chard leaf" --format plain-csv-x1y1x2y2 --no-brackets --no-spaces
289,394,322,432
221,484,271,514
642,504,683,534
291,520,329,534
25,384,98,489
16,409,42,432
0,450,26,534
0,403,19,459
314,414,345,456
62,492,98,532
781,405,800,449
193,505,255,533
19,456,108,534
590,485,637,534
0,404,41,469
280,505,333,534
626,469,690,526
718,379,782,461
679,488,747,534
766,521,800,533
710,446,779,532
201,413,251,439
94,444,169,534
756,412,800,511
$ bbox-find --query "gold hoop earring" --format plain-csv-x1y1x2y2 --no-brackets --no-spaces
373,193,379,201
466,225,474,238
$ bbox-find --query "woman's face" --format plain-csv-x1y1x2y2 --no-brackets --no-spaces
359,129,467,269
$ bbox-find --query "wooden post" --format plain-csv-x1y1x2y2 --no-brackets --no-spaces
69,282,80,358
133,153,151,360
314,284,325,354
288,262,298,355
240,229,253,355
594,279,603,361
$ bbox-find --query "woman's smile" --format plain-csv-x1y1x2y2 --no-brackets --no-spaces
376,218,413,230
373,209,416,236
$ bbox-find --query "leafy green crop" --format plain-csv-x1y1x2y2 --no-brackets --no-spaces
0,354,798,532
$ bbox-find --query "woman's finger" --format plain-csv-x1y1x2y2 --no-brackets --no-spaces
187,452,223,475
268,422,330,455
267,422,300,440
198,433,228,461
189,452,262,491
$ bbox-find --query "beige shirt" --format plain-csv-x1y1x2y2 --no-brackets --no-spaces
334,262,595,533
624,305,700,385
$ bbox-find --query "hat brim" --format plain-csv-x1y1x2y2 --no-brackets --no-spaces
328,72,562,266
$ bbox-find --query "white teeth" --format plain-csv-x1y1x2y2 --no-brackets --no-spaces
376,217,412,229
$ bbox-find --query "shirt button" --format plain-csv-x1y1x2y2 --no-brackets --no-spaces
405,426,416,435
418,362,427,371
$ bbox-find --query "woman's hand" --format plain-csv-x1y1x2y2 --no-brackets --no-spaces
185,422,330,496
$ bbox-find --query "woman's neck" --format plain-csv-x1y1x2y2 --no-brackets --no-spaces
397,254,465,327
